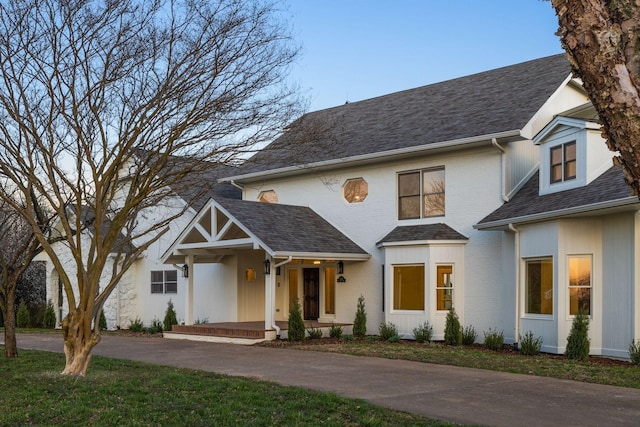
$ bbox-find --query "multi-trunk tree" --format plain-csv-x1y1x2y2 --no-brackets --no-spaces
551,0,640,195
0,0,302,375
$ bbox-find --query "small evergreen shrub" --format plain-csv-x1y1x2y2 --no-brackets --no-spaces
163,299,178,332
43,300,56,329
146,318,163,334
629,340,640,365
444,308,462,346
343,334,354,341
129,317,145,332
307,327,323,339
99,311,107,331
412,321,433,343
288,298,306,341
329,323,343,339
352,295,367,338
519,331,543,356
565,311,590,361
378,322,399,341
16,300,30,328
483,328,504,351
461,325,477,346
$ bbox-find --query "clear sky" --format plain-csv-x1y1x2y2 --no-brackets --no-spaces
284,1,564,112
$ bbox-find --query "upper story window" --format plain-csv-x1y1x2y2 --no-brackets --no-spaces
550,141,576,184
398,167,445,219
151,270,177,294
343,178,368,203
258,190,278,203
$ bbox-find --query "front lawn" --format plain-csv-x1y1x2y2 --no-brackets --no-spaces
0,347,447,426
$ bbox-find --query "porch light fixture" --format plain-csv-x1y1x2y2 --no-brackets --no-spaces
264,259,271,275
182,264,189,278
337,261,344,275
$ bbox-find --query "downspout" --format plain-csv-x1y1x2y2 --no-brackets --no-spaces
271,256,293,338
230,180,244,191
508,223,520,348
492,138,509,202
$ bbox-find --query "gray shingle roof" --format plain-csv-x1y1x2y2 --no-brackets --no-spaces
216,198,368,255
377,223,468,246
476,166,637,228
234,54,572,177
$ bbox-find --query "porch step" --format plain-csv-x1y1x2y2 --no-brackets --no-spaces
170,324,266,339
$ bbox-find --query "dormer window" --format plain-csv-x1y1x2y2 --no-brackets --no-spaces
550,141,576,184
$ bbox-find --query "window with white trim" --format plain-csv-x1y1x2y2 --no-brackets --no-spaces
393,264,425,310
436,265,453,311
525,258,553,315
398,167,445,219
151,270,178,294
550,141,576,184
568,255,591,316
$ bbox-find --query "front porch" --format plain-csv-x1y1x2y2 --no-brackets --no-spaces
164,320,350,345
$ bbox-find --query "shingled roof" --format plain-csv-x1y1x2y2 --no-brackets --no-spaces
377,223,468,246
231,54,572,177
476,166,638,229
215,198,368,256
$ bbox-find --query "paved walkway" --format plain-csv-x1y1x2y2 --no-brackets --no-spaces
14,334,640,426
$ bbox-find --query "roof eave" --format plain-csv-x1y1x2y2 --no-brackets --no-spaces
271,251,370,261
222,130,523,183
474,196,640,230
377,239,468,248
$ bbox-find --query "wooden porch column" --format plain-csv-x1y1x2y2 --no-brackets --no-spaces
185,254,194,325
264,256,275,331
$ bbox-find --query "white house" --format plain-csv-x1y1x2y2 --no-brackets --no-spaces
45,54,640,358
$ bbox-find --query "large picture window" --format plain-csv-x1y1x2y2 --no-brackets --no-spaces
436,265,453,311
151,270,178,294
568,256,591,316
525,258,553,315
393,265,425,310
550,142,576,183
398,167,445,219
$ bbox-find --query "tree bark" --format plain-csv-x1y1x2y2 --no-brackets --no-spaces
3,301,17,358
61,311,101,376
552,0,640,195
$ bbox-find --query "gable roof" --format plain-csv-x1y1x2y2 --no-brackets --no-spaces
377,223,468,247
227,54,572,180
475,166,638,229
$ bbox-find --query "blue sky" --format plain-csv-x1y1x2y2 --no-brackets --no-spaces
284,1,563,112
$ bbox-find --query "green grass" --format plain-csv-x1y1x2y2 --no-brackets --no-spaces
0,347,448,426
285,341,640,389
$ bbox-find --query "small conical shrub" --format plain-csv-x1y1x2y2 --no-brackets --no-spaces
43,300,56,329
444,307,462,346
163,299,178,332
352,295,367,338
16,300,30,328
99,310,108,330
288,298,305,341
565,311,590,361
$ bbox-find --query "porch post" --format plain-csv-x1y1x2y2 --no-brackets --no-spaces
264,256,275,331
185,254,194,325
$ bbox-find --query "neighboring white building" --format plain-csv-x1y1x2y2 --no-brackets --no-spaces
45,55,640,358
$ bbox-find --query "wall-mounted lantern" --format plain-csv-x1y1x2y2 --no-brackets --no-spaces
337,260,344,275
182,264,189,278
264,259,271,275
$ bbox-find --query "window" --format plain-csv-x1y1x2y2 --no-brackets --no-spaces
324,267,335,314
550,142,576,183
525,258,553,315
343,178,368,203
393,265,424,310
151,270,178,294
436,265,453,310
258,190,278,203
398,168,445,219
568,256,591,315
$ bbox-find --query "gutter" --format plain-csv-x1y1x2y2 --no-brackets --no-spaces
271,256,293,338
491,138,509,202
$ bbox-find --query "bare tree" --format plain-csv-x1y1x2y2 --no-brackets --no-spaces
0,190,58,358
551,0,640,194
0,0,302,375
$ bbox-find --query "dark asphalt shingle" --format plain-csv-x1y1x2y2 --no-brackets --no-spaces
377,223,468,245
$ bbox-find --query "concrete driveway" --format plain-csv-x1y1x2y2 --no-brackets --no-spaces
14,333,640,426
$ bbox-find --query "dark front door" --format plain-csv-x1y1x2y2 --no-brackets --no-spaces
303,268,320,320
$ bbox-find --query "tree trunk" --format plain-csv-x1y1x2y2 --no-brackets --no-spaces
61,311,101,376
3,302,17,358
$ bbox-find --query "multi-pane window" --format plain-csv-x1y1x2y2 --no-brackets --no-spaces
398,167,445,219
393,264,425,310
151,270,178,294
525,258,553,315
550,142,576,183
568,256,591,315
436,265,453,311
